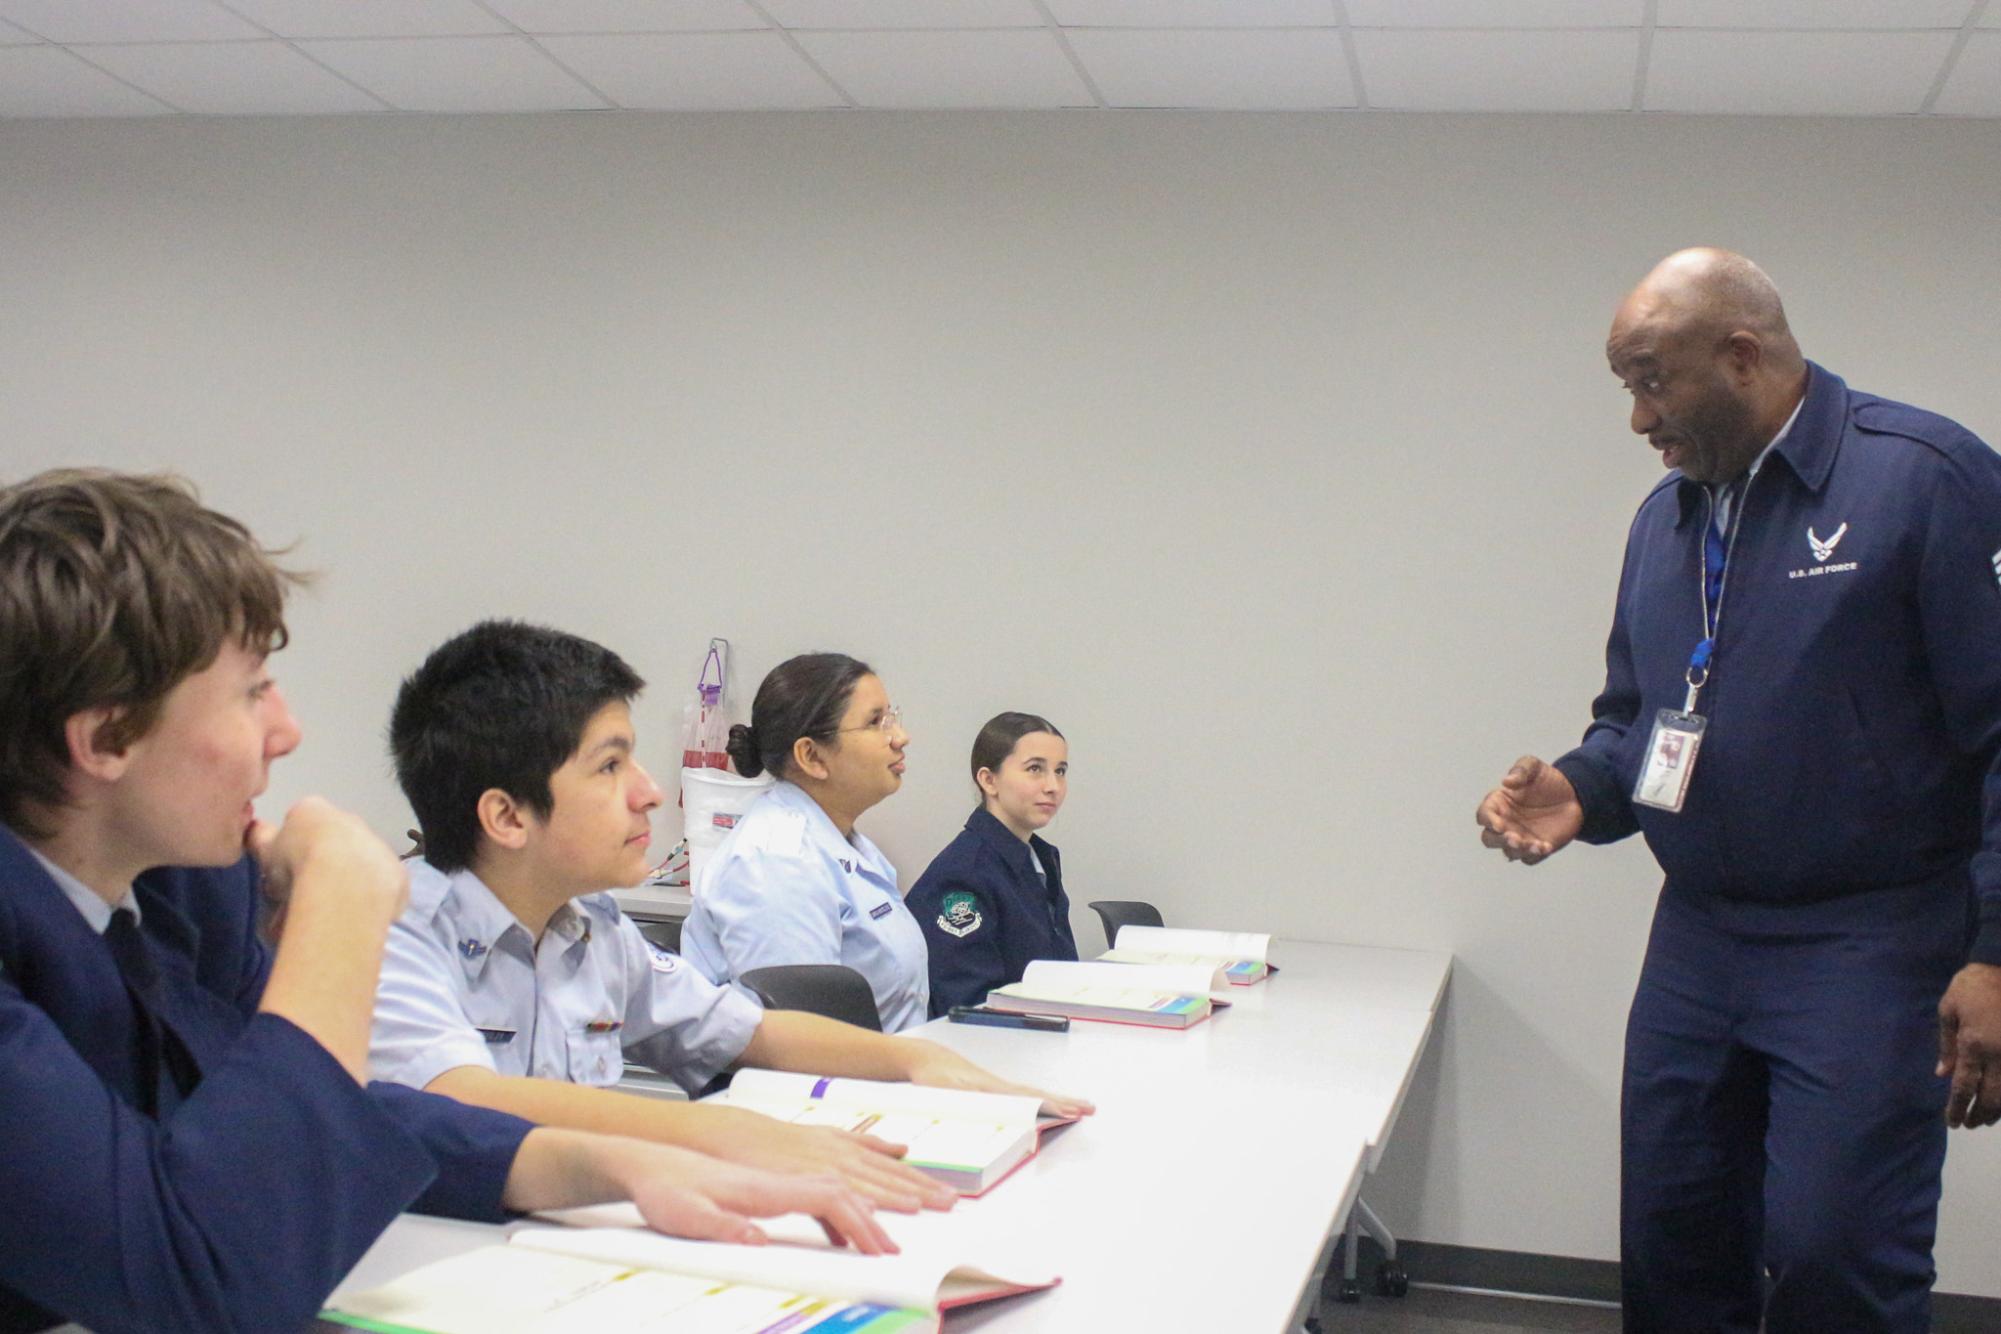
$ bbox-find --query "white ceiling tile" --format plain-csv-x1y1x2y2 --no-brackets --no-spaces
1067,27,1352,106
0,17,36,41
0,0,258,43
1645,29,1953,113
794,29,1093,106
1935,31,2001,113
1344,0,1639,27
0,44,169,114
1657,1,1975,29
298,35,603,111
83,38,383,113
1045,0,1336,28
760,0,1043,28
222,0,510,39
1355,29,1636,110
538,32,841,107
482,0,763,34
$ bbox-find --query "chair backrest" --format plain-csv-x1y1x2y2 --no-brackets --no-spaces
738,964,883,1032
1086,899,1165,951
632,917,683,955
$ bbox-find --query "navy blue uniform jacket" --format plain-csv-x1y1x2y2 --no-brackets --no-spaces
0,825,532,1334
908,807,1078,1016
1552,364,2001,965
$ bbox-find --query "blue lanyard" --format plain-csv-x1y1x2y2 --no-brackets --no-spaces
1686,478,1747,712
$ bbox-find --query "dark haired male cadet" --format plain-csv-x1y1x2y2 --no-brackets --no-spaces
1478,250,2001,1331
0,472,890,1334
370,620,1090,1212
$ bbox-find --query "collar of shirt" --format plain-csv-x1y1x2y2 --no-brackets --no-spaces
19,837,138,933
426,863,594,981
1677,362,1838,529
1711,391,1806,532
965,804,1045,881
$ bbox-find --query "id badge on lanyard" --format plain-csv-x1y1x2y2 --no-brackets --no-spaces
1634,483,1741,814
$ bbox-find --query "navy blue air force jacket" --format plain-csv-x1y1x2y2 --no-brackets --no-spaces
908,807,1079,1016
1551,363,2001,966
0,824,533,1334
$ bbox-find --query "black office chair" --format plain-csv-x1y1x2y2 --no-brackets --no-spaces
1086,899,1164,950
738,964,883,1033
632,917,682,954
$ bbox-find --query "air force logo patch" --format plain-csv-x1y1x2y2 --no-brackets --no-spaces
1789,521,1858,581
1807,522,1848,563
936,891,983,939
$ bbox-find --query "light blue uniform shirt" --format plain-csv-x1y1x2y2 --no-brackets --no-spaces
370,859,764,1096
682,780,931,1033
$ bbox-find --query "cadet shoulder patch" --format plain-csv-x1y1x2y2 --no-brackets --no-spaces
936,890,984,939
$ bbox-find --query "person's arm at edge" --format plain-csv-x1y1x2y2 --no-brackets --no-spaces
1549,517,1651,845
1916,444,2001,1129
424,1064,954,1211
910,873,1010,1017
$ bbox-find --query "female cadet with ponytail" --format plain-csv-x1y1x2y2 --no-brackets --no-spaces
681,654,931,1033
906,714,1078,1017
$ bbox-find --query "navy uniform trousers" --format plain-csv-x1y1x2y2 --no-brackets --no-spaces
1621,876,1971,1332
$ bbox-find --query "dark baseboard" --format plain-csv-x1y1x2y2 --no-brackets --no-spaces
1390,1241,1618,1304
1377,1241,2001,1330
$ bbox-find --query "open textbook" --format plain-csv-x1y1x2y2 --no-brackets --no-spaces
985,959,1218,1028
323,1220,1058,1334
1101,925,1273,985
709,1069,1080,1195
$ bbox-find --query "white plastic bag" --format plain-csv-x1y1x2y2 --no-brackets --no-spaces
681,766,773,893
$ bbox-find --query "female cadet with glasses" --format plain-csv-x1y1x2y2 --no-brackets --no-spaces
906,713,1078,1018
681,654,931,1033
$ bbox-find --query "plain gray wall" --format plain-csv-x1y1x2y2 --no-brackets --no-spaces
3,109,1997,1296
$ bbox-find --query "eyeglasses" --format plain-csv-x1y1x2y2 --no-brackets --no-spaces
837,704,904,735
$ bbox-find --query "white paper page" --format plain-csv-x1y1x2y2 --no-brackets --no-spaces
511,1223,1054,1312
327,1244,841,1334
1109,925,1271,963
722,1068,1041,1124
1019,957,1225,998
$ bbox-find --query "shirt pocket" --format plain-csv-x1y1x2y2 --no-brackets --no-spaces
565,1029,624,1087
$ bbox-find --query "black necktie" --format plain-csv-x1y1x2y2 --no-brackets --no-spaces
103,910,200,1115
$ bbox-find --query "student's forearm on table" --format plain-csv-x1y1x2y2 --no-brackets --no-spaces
426,1066,770,1153
737,1012,926,1081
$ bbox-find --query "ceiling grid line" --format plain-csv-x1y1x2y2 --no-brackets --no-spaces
1331,0,1368,110
1632,0,1656,112
468,0,620,111
3,0,2000,119
1919,0,1990,114
1032,0,1108,110
41,41,184,114
743,0,861,109
209,0,397,112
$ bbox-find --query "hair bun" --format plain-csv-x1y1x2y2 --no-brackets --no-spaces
725,722,763,778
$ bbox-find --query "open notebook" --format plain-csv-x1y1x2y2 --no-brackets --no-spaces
709,1069,1080,1196
1100,926,1274,985
985,959,1218,1028
323,1220,1058,1334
